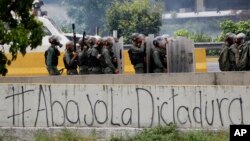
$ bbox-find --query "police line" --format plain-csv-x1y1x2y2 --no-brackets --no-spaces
5,35,219,76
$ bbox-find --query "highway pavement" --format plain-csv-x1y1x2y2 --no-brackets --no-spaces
206,57,220,72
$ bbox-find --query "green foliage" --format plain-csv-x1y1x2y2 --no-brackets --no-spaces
33,126,230,141
34,128,96,141
220,20,238,35
110,124,178,141
174,29,212,42
110,124,229,141
0,51,10,76
56,129,84,141
132,124,178,141
111,136,130,141
190,32,212,42
180,131,229,141
174,29,190,37
0,0,44,76
34,130,51,141
217,20,250,41
207,50,220,56
106,0,162,43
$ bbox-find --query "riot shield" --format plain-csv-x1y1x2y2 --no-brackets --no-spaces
179,37,186,72
145,34,154,73
183,37,195,72
119,37,124,73
166,40,170,72
167,38,177,72
113,37,124,74
112,39,119,73
186,38,195,72
167,37,195,73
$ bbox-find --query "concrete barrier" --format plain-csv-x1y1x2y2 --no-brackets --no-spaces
0,83,249,129
0,72,250,139
195,48,207,72
1,72,250,85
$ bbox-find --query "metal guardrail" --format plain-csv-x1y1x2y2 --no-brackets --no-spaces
124,42,224,50
194,42,223,50
124,42,250,50
123,44,132,49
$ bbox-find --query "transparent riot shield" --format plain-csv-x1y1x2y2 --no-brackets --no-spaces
167,38,177,72
145,34,154,73
167,37,195,73
183,37,194,72
112,30,123,73
112,39,120,73
179,37,186,72
115,37,124,73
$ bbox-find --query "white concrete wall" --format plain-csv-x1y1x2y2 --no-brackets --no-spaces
0,84,248,129
2,72,250,85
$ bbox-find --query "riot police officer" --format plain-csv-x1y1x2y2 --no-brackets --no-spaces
63,41,78,75
77,36,89,75
218,32,237,71
101,37,118,74
87,36,103,74
152,36,168,73
235,33,250,71
128,33,146,73
45,35,62,75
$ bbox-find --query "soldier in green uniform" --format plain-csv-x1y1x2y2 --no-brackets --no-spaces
152,36,168,73
63,41,78,75
228,40,239,71
101,37,118,74
128,33,146,73
87,36,102,74
218,32,236,71
77,36,89,75
235,33,250,71
45,35,62,75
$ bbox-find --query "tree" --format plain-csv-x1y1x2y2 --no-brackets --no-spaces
0,0,44,76
174,29,190,37
218,20,250,41
174,29,212,42
106,0,162,43
65,0,115,35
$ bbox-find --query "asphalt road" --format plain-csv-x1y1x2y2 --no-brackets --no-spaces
205,57,220,72
207,62,220,72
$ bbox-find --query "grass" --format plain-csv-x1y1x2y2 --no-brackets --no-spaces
34,128,96,141
111,124,229,141
32,125,229,141
179,130,229,141
0,132,19,141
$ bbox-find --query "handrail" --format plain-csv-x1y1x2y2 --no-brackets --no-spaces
123,42,223,50
124,42,250,50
